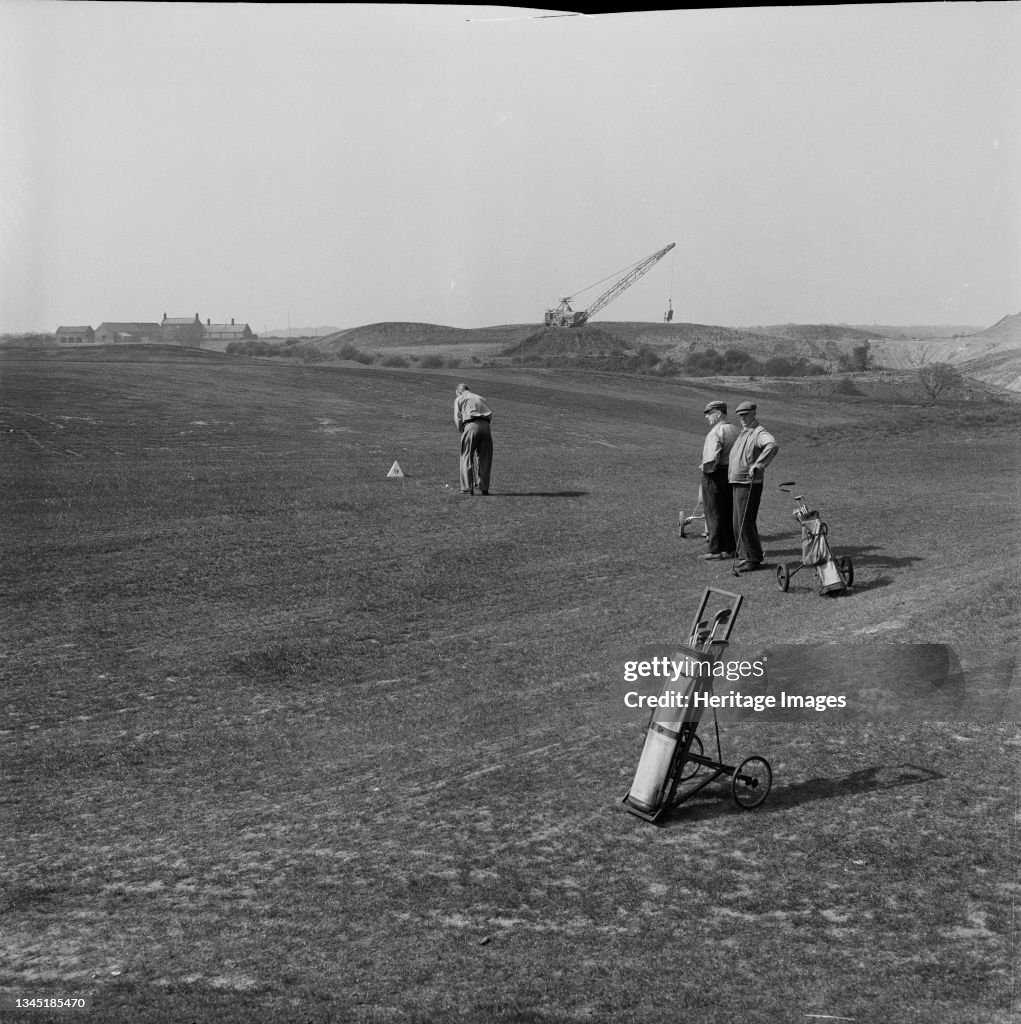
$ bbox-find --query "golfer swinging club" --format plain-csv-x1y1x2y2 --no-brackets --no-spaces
454,383,493,495
729,400,779,571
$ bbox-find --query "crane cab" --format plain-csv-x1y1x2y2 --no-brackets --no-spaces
544,299,589,328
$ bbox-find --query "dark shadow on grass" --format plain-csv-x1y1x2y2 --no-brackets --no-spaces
763,541,919,593
488,491,589,498
764,762,944,811
655,761,943,826
838,575,894,593
767,544,922,571
766,567,897,594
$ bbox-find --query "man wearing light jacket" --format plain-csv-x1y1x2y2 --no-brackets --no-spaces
454,383,493,495
728,401,779,571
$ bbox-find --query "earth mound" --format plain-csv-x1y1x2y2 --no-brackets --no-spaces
868,312,1021,391
970,311,1021,346
501,326,629,358
750,323,887,344
315,322,472,349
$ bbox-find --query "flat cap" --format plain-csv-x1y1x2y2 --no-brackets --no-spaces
735,400,757,414
704,400,727,414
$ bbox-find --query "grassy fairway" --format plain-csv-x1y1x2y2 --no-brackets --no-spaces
2,349,1018,1022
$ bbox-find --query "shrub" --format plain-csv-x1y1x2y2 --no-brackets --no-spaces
419,354,446,369
837,341,873,373
918,361,964,400
651,358,682,377
683,350,723,376
765,356,795,376
763,355,827,377
380,354,409,368
335,342,375,364
720,349,763,376
226,340,281,358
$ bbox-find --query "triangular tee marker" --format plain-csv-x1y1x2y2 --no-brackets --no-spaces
387,461,405,478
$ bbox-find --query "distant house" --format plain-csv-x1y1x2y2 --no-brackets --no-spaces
55,325,95,345
161,313,204,348
203,318,255,343
94,322,162,345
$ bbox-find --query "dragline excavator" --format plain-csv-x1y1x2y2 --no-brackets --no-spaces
544,242,675,328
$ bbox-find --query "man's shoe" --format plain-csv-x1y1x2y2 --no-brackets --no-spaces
737,559,762,571
481,491,489,495
702,552,725,560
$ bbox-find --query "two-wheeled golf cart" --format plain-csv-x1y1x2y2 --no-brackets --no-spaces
621,588,773,824
774,482,853,596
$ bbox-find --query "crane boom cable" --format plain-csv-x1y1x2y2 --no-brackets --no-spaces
563,252,663,303
586,243,675,319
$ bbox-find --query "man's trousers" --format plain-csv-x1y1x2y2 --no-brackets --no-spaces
459,421,493,493
731,481,764,563
702,467,735,554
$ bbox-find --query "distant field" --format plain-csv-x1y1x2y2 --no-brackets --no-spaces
1,350,1018,1022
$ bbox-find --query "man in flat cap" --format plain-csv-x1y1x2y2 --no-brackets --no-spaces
454,383,494,495
699,400,740,559
728,401,779,570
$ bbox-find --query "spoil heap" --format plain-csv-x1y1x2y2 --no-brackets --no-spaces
501,325,629,359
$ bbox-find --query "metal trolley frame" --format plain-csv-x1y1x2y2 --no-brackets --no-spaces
621,588,773,824
678,485,708,539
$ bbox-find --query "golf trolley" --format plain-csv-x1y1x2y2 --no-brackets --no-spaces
621,588,773,824
775,482,854,596
678,485,708,539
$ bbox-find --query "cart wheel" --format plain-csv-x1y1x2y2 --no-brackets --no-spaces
732,756,772,809
678,733,704,781
775,564,790,592
839,556,854,586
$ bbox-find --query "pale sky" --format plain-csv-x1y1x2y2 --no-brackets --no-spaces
2,2,1019,334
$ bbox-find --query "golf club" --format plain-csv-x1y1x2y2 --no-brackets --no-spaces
705,607,733,649
731,494,754,578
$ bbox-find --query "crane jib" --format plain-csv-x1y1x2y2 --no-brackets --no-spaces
544,242,675,328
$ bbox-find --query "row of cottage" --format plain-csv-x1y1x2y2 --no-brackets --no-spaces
55,314,256,347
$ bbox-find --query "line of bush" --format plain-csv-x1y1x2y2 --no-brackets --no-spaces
680,347,828,377
224,338,468,368
508,345,830,378
225,340,284,358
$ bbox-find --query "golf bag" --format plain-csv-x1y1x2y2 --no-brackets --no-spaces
795,510,845,595
776,483,853,596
